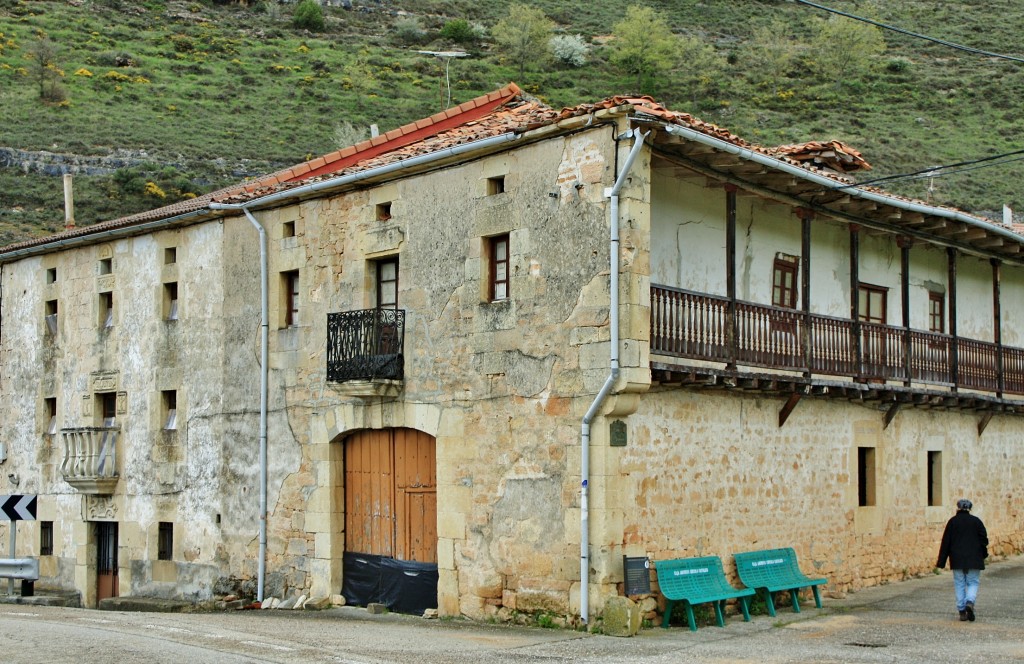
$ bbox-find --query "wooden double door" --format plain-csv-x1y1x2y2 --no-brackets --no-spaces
344,428,437,563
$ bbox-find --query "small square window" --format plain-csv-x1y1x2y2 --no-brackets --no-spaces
46,268,57,284
99,258,112,275
45,299,58,335
164,247,177,265
282,221,296,238
164,282,179,321
99,292,114,328
376,202,392,221
487,176,505,196
162,390,177,430
45,397,57,435
158,522,173,561
40,521,53,556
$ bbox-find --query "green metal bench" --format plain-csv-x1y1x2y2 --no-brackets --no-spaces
654,556,755,631
733,547,827,617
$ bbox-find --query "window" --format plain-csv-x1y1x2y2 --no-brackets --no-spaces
282,271,299,327
98,392,117,426
46,268,57,284
164,282,179,321
858,284,887,324
488,234,510,302
45,299,58,335
99,292,114,328
99,258,112,275
857,446,876,507
40,521,53,556
376,259,398,308
771,254,799,309
164,247,177,265
282,221,295,238
161,390,177,430
158,522,173,561
44,397,57,435
487,176,505,196
927,451,942,507
375,202,392,221
928,291,945,334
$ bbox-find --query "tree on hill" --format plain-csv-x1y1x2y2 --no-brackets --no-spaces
27,37,66,103
609,6,679,94
745,19,801,95
493,4,554,82
293,0,325,32
810,14,886,88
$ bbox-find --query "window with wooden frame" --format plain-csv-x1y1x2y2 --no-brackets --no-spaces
376,258,399,308
40,521,53,556
857,283,888,324
488,234,510,302
771,254,799,309
98,392,117,427
282,270,299,328
928,291,945,334
99,291,114,328
163,282,179,321
158,522,173,561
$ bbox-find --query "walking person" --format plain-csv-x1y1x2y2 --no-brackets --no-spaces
936,498,989,621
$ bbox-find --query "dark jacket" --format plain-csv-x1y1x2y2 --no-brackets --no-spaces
937,510,989,570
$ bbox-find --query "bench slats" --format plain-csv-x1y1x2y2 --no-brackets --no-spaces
734,547,826,617
655,556,755,631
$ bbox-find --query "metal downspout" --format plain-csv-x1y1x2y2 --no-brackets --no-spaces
580,128,647,625
209,202,269,602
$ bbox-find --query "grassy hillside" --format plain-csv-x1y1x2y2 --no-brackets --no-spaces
2,0,1024,244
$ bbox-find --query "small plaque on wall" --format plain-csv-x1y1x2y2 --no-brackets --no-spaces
609,419,627,447
623,556,651,596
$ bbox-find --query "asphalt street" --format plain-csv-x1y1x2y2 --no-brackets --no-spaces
1,554,1023,663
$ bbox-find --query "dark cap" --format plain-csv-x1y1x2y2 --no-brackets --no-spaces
957,498,973,511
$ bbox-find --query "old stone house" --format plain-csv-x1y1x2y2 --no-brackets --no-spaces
1,83,1022,622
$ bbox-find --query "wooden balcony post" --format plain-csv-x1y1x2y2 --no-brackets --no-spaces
898,237,912,386
849,224,862,378
725,185,738,369
992,258,1004,397
797,208,813,377
947,247,959,391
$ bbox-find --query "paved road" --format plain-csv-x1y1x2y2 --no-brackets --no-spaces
2,555,1023,663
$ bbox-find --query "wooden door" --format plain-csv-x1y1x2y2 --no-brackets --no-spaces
345,428,436,563
96,521,118,601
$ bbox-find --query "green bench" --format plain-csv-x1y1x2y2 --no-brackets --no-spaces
733,547,827,617
654,556,755,631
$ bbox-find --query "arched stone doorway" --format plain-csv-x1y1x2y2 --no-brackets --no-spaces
341,427,437,614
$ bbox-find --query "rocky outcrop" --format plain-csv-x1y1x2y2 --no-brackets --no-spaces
0,147,280,180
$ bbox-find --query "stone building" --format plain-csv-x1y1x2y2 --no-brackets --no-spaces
1,84,1022,622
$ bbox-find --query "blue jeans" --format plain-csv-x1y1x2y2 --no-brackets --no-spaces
952,569,981,611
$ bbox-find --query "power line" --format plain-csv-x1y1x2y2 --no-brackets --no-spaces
794,0,1024,64
836,149,1024,190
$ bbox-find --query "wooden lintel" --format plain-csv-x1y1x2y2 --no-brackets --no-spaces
975,237,1005,249
706,154,744,168
779,393,802,427
883,402,901,429
978,411,995,436
959,227,988,240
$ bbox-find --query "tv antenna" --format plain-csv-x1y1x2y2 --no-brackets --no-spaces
416,50,469,110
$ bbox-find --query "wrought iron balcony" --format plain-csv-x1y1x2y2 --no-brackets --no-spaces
60,426,120,494
327,308,405,383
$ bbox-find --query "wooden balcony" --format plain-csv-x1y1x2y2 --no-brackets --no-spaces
651,285,1024,397
60,426,120,494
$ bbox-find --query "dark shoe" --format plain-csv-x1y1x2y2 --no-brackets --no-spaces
959,610,968,621
966,602,975,622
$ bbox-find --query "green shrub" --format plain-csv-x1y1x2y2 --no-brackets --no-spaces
292,0,325,32
439,19,480,45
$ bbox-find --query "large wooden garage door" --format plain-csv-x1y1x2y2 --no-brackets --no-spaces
345,428,436,563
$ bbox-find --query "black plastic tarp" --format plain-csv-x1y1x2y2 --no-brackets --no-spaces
342,552,438,616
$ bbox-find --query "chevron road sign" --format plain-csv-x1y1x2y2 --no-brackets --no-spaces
0,495,37,521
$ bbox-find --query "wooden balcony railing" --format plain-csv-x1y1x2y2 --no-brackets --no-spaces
651,285,1023,396
60,426,119,494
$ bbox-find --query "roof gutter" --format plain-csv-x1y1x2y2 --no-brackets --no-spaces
661,123,1024,246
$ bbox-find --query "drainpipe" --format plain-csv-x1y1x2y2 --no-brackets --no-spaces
208,202,269,602
580,127,647,625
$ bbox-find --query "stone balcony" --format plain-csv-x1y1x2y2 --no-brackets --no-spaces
60,426,120,494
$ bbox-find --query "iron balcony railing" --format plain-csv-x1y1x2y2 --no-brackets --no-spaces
327,308,406,382
60,426,120,494
651,285,1024,395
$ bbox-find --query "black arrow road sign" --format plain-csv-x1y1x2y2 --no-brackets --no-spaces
0,495,37,521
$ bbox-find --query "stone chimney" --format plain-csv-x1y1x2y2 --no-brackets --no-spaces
63,173,75,230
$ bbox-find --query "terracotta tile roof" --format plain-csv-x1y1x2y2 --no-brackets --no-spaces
3,85,1018,256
